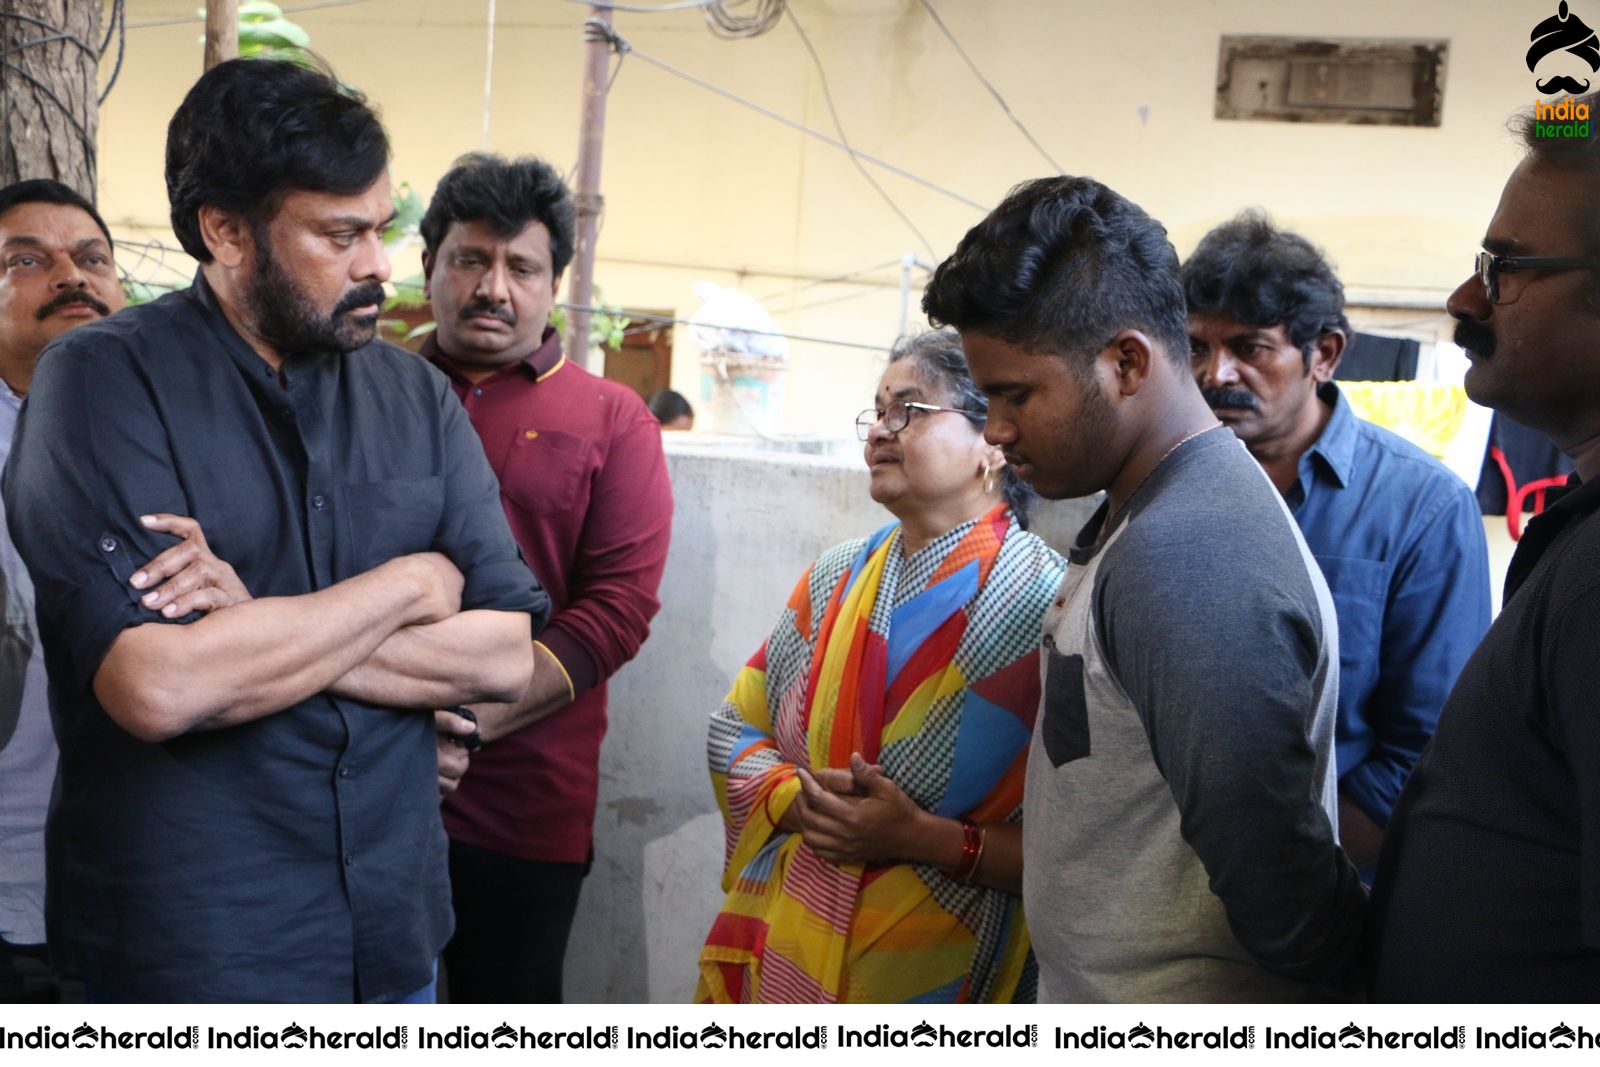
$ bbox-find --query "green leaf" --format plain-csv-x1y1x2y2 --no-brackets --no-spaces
385,183,425,248
385,272,428,309
239,20,311,49
121,279,178,306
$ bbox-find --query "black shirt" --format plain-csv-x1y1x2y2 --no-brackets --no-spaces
1,273,550,1002
1370,472,1600,1001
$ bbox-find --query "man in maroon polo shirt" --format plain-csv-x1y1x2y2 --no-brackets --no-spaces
420,153,673,1003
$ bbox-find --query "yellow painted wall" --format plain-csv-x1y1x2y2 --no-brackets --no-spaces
101,0,1544,434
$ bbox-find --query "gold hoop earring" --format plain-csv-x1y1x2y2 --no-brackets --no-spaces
982,463,997,495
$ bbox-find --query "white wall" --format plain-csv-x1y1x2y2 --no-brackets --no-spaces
564,438,1094,1003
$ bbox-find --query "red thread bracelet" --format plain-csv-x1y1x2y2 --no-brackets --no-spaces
950,819,984,882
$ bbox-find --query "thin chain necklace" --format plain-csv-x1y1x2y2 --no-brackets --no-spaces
1095,425,1216,544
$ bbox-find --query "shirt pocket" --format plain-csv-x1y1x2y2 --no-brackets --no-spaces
498,427,592,520
344,476,445,570
1041,649,1091,767
1314,554,1386,681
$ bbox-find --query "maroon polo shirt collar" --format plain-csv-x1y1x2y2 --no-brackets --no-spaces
421,324,564,385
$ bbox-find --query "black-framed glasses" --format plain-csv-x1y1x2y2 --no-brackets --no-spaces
856,400,984,441
1476,250,1600,304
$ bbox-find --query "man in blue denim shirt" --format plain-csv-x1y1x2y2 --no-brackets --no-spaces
1183,212,1491,874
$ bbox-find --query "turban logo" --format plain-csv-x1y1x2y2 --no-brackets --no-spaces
1528,1,1600,94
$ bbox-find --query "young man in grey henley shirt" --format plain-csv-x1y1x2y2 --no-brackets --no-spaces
923,176,1367,1002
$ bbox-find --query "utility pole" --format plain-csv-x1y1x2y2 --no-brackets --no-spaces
565,7,613,369
204,0,239,70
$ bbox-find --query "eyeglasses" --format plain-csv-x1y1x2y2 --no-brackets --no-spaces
856,400,984,441
1475,250,1600,304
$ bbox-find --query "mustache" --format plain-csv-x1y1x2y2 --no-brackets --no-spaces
1536,76,1593,95
36,289,111,320
1453,317,1496,359
1200,386,1260,412
333,284,386,317
460,300,515,327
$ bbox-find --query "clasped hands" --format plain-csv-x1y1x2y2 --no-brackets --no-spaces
790,752,926,868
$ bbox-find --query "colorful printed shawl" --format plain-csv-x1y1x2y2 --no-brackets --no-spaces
697,504,1065,1003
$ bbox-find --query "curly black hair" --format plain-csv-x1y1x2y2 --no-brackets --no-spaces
923,176,1189,370
0,179,113,247
420,154,575,278
165,57,389,263
1181,210,1349,371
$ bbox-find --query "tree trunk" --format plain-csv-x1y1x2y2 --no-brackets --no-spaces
0,0,102,198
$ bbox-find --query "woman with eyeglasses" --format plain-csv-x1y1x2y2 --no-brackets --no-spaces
696,329,1065,1004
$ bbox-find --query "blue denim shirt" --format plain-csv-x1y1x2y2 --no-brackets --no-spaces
1287,384,1491,830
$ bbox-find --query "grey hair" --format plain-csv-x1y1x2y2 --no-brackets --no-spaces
887,329,1037,529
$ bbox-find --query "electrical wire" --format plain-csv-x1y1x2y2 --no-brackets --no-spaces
784,7,934,259
755,257,902,302
590,24,986,212
559,0,715,12
560,0,781,39
703,0,783,39
0,8,107,188
126,0,375,31
775,284,895,316
0,61,96,163
113,237,196,295
0,32,97,60
560,303,889,352
918,0,1063,174
98,0,128,104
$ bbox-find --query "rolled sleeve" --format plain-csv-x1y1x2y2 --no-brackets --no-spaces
2,337,197,689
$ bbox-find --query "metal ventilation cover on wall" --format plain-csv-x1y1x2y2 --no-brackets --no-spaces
1216,36,1448,127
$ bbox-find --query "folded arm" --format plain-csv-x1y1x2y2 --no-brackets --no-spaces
328,609,533,712
94,552,463,743
480,408,673,742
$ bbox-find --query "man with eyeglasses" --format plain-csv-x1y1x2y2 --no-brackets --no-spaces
1183,212,1490,881
1369,91,1600,1001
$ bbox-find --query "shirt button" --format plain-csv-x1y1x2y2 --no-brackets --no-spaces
312,494,326,510
472,387,484,397
338,766,351,778
344,854,354,867
98,536,117,553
